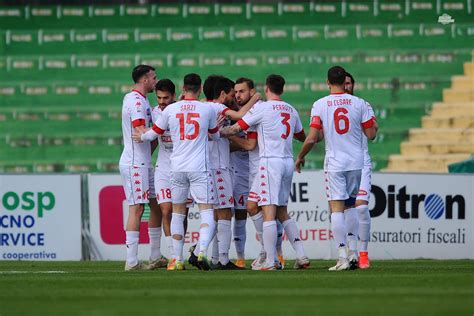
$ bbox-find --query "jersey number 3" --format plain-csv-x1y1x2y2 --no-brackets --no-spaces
280,113,291,139
334,108,349,135
176,113,200,140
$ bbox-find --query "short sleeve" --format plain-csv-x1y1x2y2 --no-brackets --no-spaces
309,101,322,130
294,110,304,134
130,96,147,128
208,107,219,133
155,107,169,132
361,100,375,129
238,102,264,130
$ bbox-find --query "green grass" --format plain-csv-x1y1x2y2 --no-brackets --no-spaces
0,260,473,316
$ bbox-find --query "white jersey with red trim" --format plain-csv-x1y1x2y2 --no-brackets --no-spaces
119,90,153,167
151,106,173,171
230,132,249,178
310,93,375,172
238,99,304,159
247,126,259,175
153,99,218,172
363,103,376,167
207,102,231,170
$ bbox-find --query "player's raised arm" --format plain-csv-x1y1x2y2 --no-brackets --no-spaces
229,131,257,151
224,92,261,121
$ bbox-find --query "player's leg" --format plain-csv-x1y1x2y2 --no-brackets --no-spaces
147,168,167,269
120,165,148,270
248,174,266,269
343,170,362,270
190,171,217,271
154,169,174,265
356,166,372,269
169,171,191,270
233,174,248,268
275,220,284,267
326,171,350,271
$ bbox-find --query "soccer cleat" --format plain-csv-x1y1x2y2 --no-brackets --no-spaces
235,259,246,269
294,256,310,269
197,253,212,271
278,255,285,269
260,262,277,271
188,247,201,270
166,258,177,271
359,251,370,269
251,251,266,270
328,258,350,271
147,256,168,270
175,260,185,271
124,262,144,271
348,252,359,270
218,261,244,270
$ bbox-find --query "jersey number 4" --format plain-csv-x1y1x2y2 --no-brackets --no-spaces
334,108,349,135
176,113,200,140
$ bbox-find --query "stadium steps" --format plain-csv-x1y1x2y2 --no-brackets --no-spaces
385,154,472,173
385,58,474,172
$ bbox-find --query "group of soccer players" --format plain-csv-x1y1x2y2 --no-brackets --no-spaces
119,64,377,272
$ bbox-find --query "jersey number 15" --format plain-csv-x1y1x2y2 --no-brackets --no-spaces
176,113,200,140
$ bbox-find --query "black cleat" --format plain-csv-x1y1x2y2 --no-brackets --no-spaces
188,245,201,270
349,258,359,270
218,261,245,270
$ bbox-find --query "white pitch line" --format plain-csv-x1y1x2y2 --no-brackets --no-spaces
0,271,67,274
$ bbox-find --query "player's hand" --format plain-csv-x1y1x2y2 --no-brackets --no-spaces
252,92,261,102
219,126,232,138
295,157,305,173
132,131,143,143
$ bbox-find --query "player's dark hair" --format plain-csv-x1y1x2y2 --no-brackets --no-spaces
265,74,285,95
203,75,224,100
213,77,235,99
132,65,155,83
183,73,201,94
346,72,355,85
235,77,255,89
155,79,175,95
328,66,347,85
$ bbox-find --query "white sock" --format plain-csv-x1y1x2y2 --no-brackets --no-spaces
165,236,173,259
170,213,186,261
344,207,359,253
331,212,347,250
148,227,162,261
125,231,140,266
250,212,264,248
233,219,246,260
199,209,216,255
211,234,219,264
276,220,284,256
357,205,371,252
263,220,277,267
282,219,306,259
218,219,232,265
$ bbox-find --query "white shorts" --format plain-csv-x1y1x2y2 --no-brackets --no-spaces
248,172,260,203
212,169,234,209
155,168,194,207
231,170,248,210
120,165,155,206
257,157,294,207
356,166,372,202
324,170,361,201
170,171,215,205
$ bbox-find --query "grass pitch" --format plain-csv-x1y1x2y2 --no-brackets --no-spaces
0,260,473,316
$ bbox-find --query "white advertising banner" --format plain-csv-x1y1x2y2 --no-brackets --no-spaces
87,172,473,261
0,175,82,261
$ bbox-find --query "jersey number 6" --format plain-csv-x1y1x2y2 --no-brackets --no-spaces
334,108,349,135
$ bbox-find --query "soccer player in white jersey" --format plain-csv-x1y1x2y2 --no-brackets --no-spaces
345,73,377,269
230,77,285,269
119,65,158,271
189,75,258,270
134,73,219,271
295,66,377,271
222,74,310,270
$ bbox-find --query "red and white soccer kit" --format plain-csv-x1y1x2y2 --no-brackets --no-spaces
238,100,304,206
151,106,193,207
150,99,218,204
119,90,156,205
356,104,376,202
207,102,235,209
230,139,249,210
310,93,375,201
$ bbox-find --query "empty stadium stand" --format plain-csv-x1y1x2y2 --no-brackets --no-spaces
0,1,473,173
